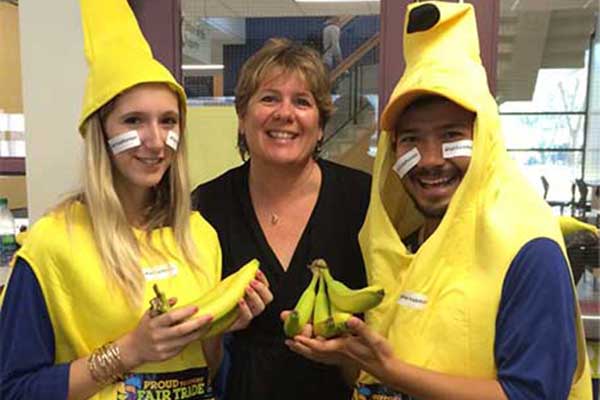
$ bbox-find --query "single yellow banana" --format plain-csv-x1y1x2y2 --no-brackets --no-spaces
152,259,260,337
189,258,260,319
313,271,332,337
204,307,239,339
316,260,384,314
284,268,319,338
312,311,353,339
559,216,599,238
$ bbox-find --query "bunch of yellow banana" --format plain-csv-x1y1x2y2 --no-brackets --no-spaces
284,259,384,339
151,259,260,338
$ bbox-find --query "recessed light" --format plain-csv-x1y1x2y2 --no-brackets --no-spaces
182,64,224,71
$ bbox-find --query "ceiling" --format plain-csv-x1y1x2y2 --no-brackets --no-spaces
182,0,599,102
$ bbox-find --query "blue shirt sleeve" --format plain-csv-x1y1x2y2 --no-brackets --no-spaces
495,238,578,399
0,257,69,400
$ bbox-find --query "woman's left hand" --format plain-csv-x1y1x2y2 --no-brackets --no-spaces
227,269,273,332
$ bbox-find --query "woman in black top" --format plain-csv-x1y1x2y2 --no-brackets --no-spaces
192,38,371,400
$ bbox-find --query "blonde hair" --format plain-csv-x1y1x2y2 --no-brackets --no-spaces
58,83,198,307
235,37,333,159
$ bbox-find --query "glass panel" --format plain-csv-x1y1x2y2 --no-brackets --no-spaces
508,150,582,203
181,1,380,183
500,113,585,149
499,68,589,113
585,19,600,183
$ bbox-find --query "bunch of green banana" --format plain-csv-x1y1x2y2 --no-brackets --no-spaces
151,258,260,338
284,258,384,339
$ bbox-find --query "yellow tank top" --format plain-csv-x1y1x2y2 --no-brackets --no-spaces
17,202,222,400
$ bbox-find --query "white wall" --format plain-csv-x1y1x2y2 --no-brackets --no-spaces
19,0,85,222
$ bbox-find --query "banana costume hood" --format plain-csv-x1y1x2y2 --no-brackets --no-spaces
78,0,186,135
358,1,591,395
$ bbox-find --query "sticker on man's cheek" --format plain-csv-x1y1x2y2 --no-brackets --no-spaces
166,130,179,151
442,139,473,158
393,147,421,178
108,130,141,155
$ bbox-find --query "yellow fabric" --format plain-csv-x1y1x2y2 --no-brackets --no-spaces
16,202,221,400
358,2,591,397
78,0,186,135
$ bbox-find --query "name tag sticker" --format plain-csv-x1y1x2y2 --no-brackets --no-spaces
143,263,179,281
166,130,180,151
397,291,428,310
108,130,141,155
442,139,473,158
393,147,421,178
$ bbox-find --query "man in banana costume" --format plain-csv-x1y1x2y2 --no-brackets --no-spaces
0,1,271,399
288,1,592,398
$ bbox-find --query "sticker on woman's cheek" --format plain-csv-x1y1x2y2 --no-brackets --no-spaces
108,130,141,155
442,139,473,158
393,147,421,178
166,130,179,151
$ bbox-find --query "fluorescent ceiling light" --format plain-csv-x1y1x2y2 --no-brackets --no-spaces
182,64,224,71
295,0,378,2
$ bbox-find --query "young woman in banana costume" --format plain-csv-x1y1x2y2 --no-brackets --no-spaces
0,1,272,399
192,38,370,400
287,2,592,399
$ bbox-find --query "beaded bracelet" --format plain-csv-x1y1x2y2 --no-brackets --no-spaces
87,341,125,385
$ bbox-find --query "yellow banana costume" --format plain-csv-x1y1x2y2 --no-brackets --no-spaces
357,1,591,398
78,0,186,134
18,203,221,399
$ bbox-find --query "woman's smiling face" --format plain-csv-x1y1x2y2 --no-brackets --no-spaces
239,68,323,167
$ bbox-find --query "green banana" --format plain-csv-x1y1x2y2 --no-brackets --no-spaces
312,271,332,337
152,259,260,338
281,258,386,339
312,311,353,339
284,268,319,338
316,259,384,314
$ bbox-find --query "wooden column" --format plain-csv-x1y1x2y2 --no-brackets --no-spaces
379,0,500,111
128,0,183,83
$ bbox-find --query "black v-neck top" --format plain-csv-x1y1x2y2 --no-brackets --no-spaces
192,159,371,400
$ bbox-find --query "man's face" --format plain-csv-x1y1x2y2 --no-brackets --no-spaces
394,98,475,219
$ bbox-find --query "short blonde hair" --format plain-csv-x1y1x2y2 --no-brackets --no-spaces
235,38,333,159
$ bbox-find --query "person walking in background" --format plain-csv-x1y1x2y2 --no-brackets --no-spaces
0,1,271,399
286,2,592,398
323,16,343,71
192,38,371,400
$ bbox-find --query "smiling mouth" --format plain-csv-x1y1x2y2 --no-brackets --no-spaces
267,131,297,140
135,157,162,165
414,175,459,189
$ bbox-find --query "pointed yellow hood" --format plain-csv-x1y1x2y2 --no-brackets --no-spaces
358,1,591,393
78,0,186,135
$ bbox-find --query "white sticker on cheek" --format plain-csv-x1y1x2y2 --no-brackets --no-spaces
165,130,179,151
108,130,141,155
393,147,421,178
442,139,473,158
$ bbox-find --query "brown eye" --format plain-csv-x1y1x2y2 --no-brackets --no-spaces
124,116,141,125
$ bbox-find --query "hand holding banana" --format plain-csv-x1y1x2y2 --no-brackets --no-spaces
150,259,273,338
283,259,384,339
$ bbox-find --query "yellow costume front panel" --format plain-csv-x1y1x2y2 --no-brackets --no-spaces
17,202,221,400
